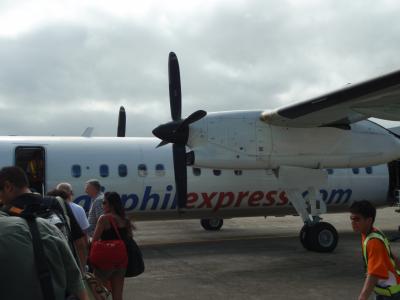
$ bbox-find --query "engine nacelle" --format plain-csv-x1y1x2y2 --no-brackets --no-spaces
187,110,400,169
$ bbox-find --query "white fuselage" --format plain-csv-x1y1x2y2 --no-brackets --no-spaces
0,135,390,220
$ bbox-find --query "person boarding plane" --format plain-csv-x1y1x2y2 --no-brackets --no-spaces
2,52,400,253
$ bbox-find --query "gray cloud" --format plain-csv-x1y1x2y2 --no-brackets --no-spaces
0,1,399,136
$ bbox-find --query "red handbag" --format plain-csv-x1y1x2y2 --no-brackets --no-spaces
89,215,128,270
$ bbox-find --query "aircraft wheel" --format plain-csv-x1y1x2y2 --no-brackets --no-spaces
299,224,312,250
308,222,338,253
200,218,223,231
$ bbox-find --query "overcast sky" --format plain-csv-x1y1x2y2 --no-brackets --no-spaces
0,0,399,136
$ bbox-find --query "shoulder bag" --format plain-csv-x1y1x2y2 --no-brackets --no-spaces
89,215,128,270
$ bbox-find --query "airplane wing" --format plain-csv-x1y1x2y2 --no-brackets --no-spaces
261,69,400,127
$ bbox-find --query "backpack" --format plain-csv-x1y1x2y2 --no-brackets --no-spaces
6,194,75,257
40,196,71,241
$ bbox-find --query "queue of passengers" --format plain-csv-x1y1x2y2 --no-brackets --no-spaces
0,166,136,300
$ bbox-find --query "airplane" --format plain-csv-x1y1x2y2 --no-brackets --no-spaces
3,52,400,253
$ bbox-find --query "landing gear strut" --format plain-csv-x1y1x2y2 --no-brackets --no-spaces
200,218,223,231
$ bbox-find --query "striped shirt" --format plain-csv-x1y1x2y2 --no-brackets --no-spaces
87,192,104,237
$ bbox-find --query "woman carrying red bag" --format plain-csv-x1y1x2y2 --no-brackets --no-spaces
91,192,132,300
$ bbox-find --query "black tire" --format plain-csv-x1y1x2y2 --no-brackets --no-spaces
299,224,312,250
307,222,339,253
200,218,223,231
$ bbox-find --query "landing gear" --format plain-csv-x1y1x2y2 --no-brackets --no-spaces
276,167,338,252
200,218,223,231
300,222,338,252
286,186,339,252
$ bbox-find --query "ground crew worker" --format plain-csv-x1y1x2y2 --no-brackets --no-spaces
350,200,400,300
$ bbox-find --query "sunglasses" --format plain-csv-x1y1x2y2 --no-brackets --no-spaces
350,216,362,222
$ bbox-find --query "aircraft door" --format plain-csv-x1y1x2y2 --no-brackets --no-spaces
15,146,46,195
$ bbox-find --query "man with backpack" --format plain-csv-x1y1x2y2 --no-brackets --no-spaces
0,166,88,300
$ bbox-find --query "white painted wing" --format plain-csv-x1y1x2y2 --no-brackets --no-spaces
261,69,400,127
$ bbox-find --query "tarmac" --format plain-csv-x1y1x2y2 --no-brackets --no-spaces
123,207,400,300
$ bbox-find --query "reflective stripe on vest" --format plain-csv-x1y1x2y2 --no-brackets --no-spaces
363,231,400,296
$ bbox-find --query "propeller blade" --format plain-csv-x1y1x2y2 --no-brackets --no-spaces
117,106,126,137
168,52,182,121
179,110,207,130
173,143,187,209
156,140,169,148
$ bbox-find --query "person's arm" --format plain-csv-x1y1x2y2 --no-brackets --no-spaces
358,274,378,300
76,289,89,300
126,219,134,238
92,215,106,242
74,235,88,273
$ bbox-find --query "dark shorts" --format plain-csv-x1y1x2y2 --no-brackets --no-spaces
94,268,126,280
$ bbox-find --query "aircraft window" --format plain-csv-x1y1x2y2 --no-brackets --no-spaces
138,164,147,177
234,170,242,176
155,164,165,176
213,169,221,176
327,169,334,175
119,164,128,177
71,165,81,178
100,164,109,177
192,168,201,176
352,168,360,174
366,167,373,174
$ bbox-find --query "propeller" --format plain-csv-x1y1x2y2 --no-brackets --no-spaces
152,52,207,209
117,106,126,137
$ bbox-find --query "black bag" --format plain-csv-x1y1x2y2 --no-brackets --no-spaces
124,237,145,277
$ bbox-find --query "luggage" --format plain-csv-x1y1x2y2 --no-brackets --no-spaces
83,272,111,300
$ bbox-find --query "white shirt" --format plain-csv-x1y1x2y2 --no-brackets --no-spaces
69,202,90,232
